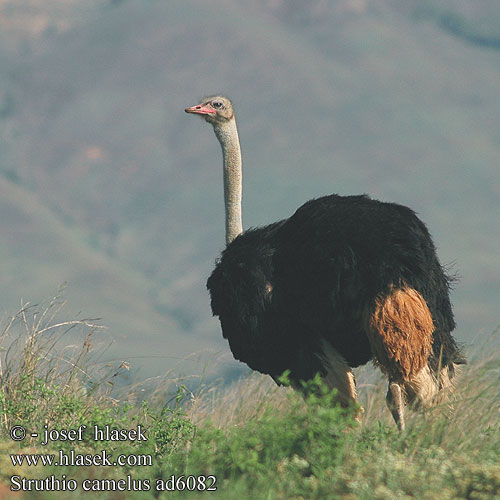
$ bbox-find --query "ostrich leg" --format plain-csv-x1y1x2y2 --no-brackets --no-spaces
386,381,405,430
320,340,363,422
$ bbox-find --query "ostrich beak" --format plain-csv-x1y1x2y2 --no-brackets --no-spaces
185,104,216,115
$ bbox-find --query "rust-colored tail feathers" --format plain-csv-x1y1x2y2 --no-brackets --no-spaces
365,286,434,382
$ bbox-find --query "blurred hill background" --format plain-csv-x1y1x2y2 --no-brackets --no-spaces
0,0,499,383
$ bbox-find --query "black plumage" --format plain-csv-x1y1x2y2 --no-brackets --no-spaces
207,194,462,386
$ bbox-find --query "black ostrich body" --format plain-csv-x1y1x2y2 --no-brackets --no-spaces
208,194,460,385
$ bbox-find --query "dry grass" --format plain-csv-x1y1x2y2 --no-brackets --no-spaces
181,331,500,445
186,372,293,428
0,294,127,435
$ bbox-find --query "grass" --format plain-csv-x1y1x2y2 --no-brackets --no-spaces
0,299,499,499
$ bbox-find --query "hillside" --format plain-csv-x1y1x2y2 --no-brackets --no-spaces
0,0,499,381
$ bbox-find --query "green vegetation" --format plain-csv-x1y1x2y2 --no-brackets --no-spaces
1,301,499,499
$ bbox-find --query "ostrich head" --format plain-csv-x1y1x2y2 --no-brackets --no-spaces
185,95,234,125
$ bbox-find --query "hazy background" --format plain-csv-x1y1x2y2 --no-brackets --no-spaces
1,0,499,385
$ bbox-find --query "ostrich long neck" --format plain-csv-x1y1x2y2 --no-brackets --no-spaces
214,119,243,245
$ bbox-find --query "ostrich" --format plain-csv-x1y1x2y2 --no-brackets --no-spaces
185,95,464,429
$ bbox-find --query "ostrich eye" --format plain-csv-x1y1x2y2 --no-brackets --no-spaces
212,101,223,109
